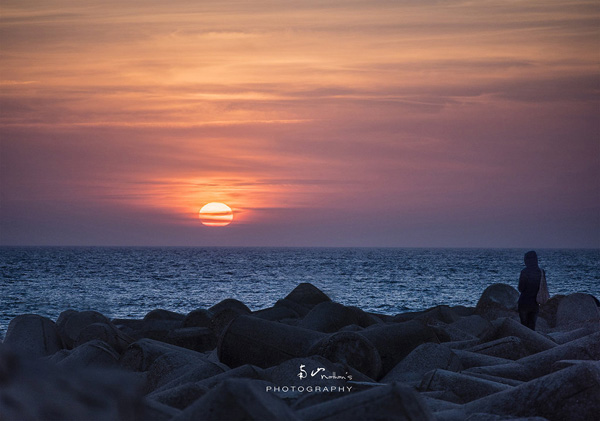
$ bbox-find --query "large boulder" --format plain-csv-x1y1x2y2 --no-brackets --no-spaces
298,302,374,333
419,369,511,403
73,322,134,353
57,310,111,349
173,378,298,421
475,284,519,320
382,343,463,384
182,309,212,328
449,315,494,339
555,293,600,329
465,331,600,382
306,332,382,380
462,362,600,420
148,364,264,410
359,319,440,378
452,349,514,370
490,317,557,355
165,327,217,353
0,345,143,420
49,339,121,369
284,283,331,310
120,338,211,372
3,314,63,359
297,382,435,421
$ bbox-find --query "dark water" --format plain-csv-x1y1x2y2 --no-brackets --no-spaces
1,247,598,338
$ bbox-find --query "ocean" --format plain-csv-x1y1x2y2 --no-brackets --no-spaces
1,247,599,338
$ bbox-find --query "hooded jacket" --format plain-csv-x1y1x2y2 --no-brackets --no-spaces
518,250,543,308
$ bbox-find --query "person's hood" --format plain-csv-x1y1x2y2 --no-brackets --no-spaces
524,250,539,268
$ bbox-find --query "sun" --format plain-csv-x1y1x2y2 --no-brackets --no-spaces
199,202,234,227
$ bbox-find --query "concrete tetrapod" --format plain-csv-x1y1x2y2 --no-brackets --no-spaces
382,343,463,384
3,314,63,359
465,331,600,382
419,369,512,403
490,317,557,354
358,319,440,377
217,315,382,379
173,378,299,421
460,361,600,421
297,382,435,421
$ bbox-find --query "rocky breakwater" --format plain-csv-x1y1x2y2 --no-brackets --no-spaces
1,282,599,420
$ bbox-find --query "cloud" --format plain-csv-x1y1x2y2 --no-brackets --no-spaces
1,0,598,247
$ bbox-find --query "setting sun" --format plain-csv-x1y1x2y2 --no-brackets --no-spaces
199,202,234,227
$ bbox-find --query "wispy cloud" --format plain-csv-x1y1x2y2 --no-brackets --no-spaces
1,0,598,246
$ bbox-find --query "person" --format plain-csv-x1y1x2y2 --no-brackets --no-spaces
518,250,544,330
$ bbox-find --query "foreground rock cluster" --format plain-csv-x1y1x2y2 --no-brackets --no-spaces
1,283,599,420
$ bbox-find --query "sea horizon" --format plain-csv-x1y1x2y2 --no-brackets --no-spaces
2,247,598,339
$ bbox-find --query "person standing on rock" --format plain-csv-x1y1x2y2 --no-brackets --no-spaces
518,250,544,330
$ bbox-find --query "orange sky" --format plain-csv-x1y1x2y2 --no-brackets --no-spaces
1,0,599,247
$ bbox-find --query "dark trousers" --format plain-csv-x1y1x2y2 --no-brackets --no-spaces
518,305,539,330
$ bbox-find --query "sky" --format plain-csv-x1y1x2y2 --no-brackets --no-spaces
1,0,599,248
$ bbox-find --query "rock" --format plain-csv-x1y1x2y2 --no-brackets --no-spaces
137,319,183,342
460,371,524,387
449,315,494,339
475,284,519,320
443,338,482,350
111,318,145,339
144,309,186,322
465,331,600,382
538,294,564,328
217,315,326,369
555,293,600,328
466,336,529,360
148,364,264,410
0,345,144,421
491,317,557,355
298,302,366,333
420,392,462,411
476,283,519,310
428,321,478,343
58,310,111,349
382,343,463,384
210,307,248,337
182,309,212,328
253,304,301,322
53,339,120,369
173,378,298,421
452,349,514,370
165,327,217,353
463,362,600,420
284,283,331,309
73,321,134,353
208,298,251,316
275,298,313,317
3,314,63,359
196,364,265,389
307,332,381,380
120,338,210,372
218,315,381,378
547,326,598,344
142,399,182,421
143,351,226,394
297,382,435,421
414,306,461,325
419,369,512,403
147,383,210,411
56,309,78,328
359,319,440,378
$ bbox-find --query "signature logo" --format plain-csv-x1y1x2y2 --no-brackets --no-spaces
297,364,352,381
267,363,354,394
